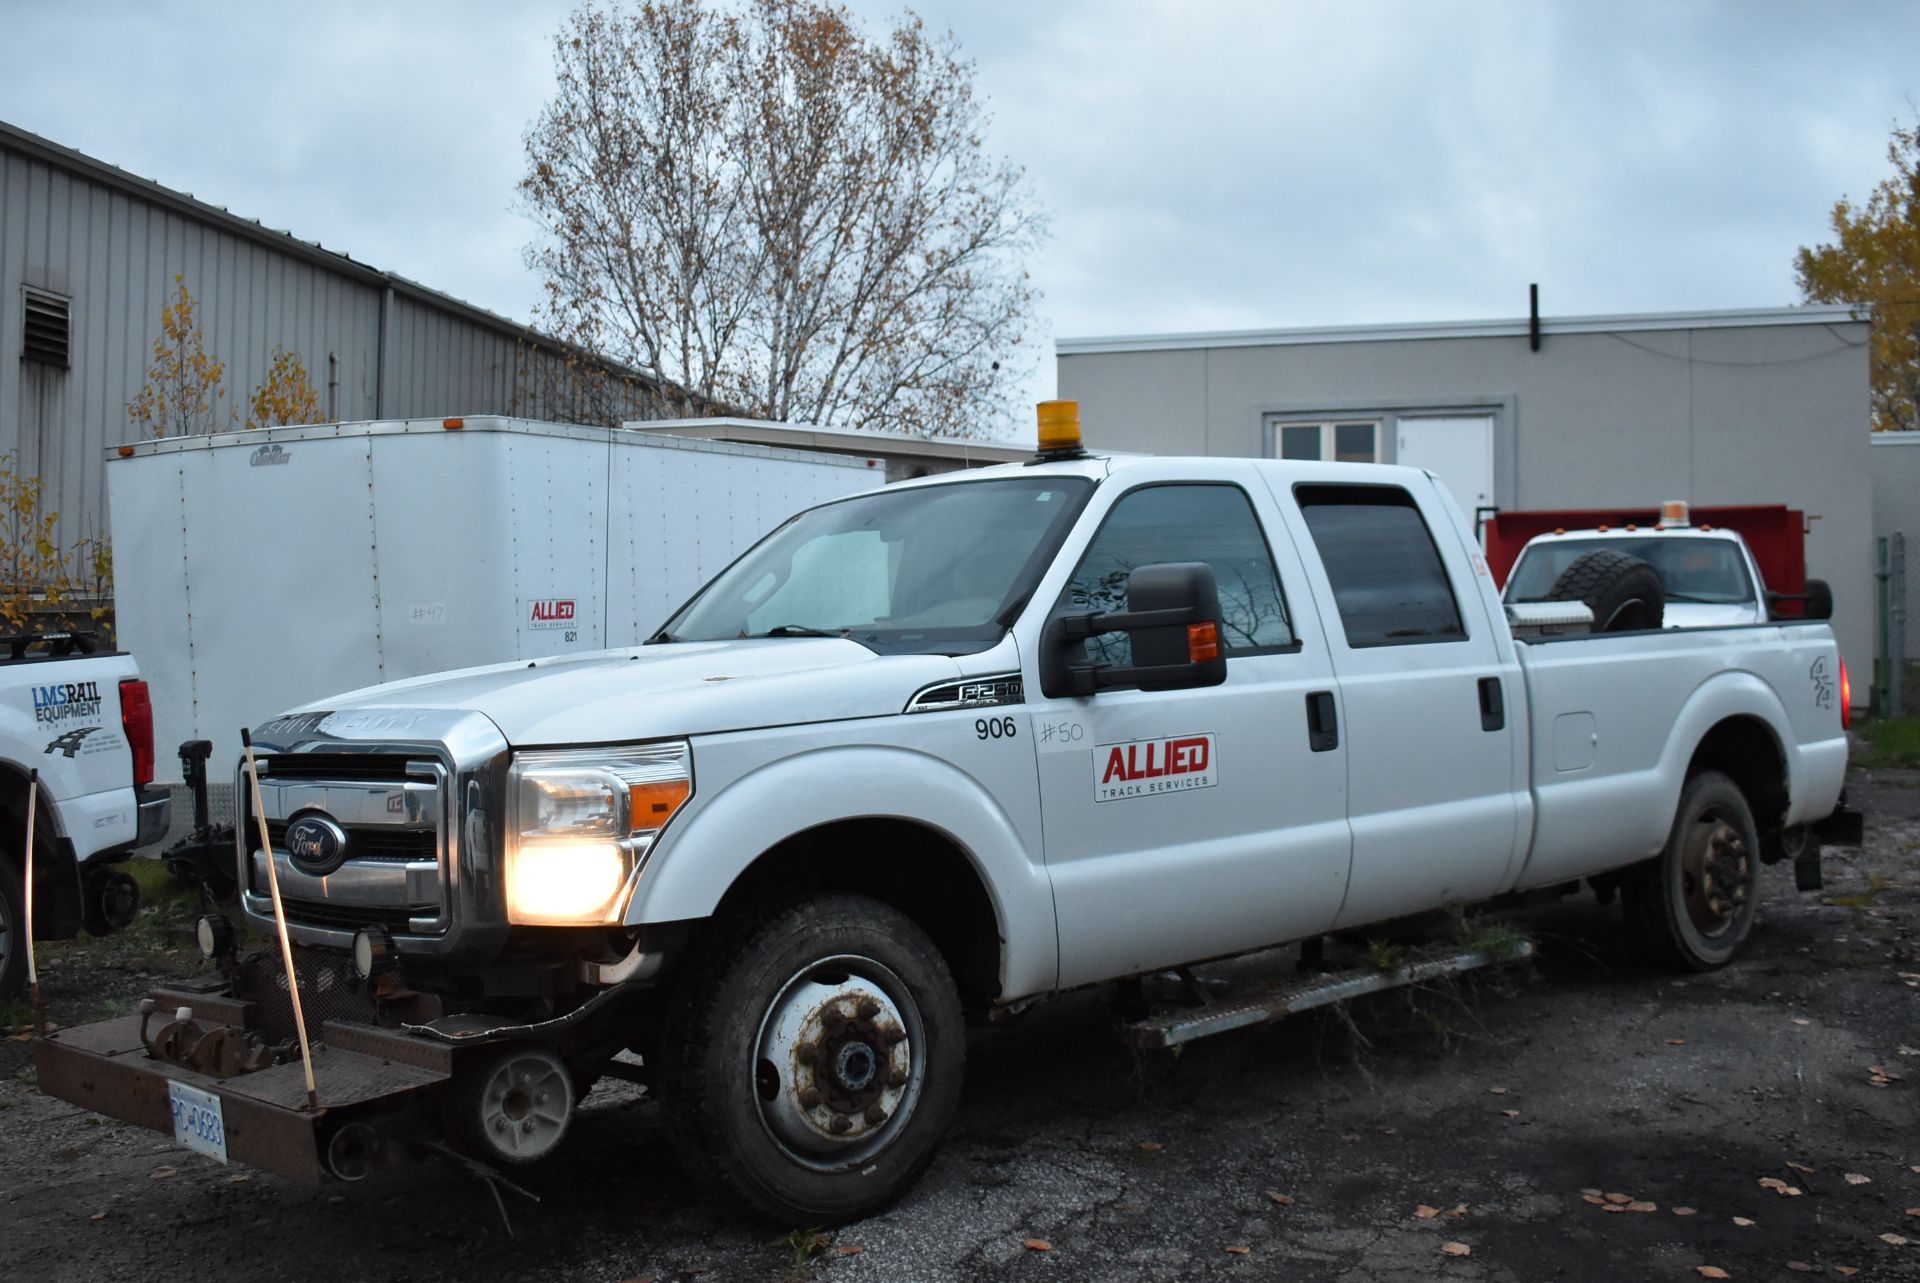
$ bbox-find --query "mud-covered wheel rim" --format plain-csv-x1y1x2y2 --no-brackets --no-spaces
751,953,925,1172
1679,808,1751,939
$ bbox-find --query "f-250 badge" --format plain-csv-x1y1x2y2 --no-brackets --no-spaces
1809,657,1834,710
1092,733,1217,802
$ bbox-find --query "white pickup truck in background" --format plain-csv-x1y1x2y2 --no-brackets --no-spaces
38,404,1855,1224
0,631,168,998
1502,502,1800,630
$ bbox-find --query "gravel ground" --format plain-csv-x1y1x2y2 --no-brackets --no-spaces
3,768,1917,1282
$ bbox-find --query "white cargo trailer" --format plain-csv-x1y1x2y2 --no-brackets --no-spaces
106,417,881,782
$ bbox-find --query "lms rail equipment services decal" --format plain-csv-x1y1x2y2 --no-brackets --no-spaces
1093,733,1216,802
33,680,103,727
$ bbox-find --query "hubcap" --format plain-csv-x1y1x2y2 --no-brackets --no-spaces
752,955,921,1170
1680,811,1750,938
475,1050,572,1160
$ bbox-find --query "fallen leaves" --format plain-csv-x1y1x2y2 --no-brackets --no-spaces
1844,1172,1872,1186
1626,1201,1658,1213
88,1212,106,1222
1487,1085,1509,1095
1696,1269,1730,1280
1787,1262,1814,1273
148,1166,176,1181
835,1243,865,1257
1907,1206,1920,1217
1500,1109,1520,1118
1266,1191,1294,1207
1439,1241,1471,1257
1605,1192,1633,1205
1673,1206,1698,1216
1666,1038,1687,1046
1137,1141,1163,1152
1415,1205,1441,1220
1022,1239,1052,1252
1785,1161,1816,1174
1758,1178,1803,1196
1583,1193,1606,1206
1882,1233,1910,1246
1225,1245,1250,1256
1733,1217,1756,1227
1836,1267,1859,1277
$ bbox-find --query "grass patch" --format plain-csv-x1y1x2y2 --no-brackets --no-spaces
1851,716,1920,769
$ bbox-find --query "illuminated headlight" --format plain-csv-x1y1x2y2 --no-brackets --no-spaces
504,741,693,926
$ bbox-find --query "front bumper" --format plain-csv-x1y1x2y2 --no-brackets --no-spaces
34,981,451,1183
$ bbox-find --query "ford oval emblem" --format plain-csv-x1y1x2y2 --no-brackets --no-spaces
285,814,350,875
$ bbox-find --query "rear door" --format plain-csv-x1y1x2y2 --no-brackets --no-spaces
1275,475,1525,926
1022,467,1353,988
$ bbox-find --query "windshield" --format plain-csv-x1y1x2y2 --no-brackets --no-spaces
658,475,1094,655
1505,537,1757,605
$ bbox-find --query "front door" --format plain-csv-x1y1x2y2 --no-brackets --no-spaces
1396,414,1495,520
1023,473,1353,989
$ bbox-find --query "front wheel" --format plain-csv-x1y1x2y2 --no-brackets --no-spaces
659,893,965,1223
1625,771,1760,970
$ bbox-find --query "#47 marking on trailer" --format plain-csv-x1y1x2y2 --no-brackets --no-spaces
1092,733,1217,802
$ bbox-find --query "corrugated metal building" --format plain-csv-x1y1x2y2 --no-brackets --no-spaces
1,119,684,550
1057,307,1877,702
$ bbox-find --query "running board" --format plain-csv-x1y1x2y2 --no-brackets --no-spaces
1120,942,1534,1050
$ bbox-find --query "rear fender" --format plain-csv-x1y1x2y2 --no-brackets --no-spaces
628,746,1055,998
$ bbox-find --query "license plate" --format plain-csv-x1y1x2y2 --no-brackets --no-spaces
168,1080,228,1164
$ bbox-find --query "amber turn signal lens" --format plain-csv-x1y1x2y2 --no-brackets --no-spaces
1187,621,1220,663
1839,657,1850,730
630,776,692,822
442,417,464,430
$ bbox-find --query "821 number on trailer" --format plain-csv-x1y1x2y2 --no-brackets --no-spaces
975,717,1016,740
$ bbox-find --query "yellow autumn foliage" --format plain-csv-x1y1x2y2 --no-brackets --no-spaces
247,346,324,430
127,275,226,438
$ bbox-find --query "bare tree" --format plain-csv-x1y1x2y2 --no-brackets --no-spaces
520,0,1044,438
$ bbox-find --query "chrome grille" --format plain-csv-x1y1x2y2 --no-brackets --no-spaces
242,753,448,937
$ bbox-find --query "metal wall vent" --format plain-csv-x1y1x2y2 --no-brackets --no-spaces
22,287,70,368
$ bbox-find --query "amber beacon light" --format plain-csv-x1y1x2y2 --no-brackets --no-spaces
1035,400,1088,460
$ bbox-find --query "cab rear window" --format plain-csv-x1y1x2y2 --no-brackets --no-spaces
1295,484,1466,648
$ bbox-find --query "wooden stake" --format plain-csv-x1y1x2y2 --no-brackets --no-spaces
241,729,317,1110
24,768,44,1035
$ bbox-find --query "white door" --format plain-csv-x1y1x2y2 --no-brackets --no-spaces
1023,477,1353,988
1396,415,1494,517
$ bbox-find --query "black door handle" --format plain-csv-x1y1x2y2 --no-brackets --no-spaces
1306,690,1338,752
1478,677,1505,732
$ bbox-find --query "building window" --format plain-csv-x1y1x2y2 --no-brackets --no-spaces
22,287,70,368
1273,419,1377,464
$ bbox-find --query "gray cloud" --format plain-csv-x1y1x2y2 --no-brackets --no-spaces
3,0,1915,436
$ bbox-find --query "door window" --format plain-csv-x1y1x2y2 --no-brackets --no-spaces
1064,484,1294,667
1295,484,1466,648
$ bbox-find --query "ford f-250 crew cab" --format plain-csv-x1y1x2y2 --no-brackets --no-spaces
36,403,1853,1224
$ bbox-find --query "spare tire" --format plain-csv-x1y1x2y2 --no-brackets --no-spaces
1546,549,1664,632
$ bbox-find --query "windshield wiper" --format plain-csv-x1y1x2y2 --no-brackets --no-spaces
753,624,845,639
644,629,680,644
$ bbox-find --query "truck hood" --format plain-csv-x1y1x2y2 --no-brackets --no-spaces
294,640,964,745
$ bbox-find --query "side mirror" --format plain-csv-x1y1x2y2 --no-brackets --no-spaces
1767,579,1834,621
1039,562,1230,699
1803,579,1833,621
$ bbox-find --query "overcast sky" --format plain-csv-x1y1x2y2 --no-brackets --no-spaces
2,0,1915,439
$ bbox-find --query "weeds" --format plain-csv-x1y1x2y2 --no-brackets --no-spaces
1364,939,1406,973
1827,873,1892,909
777,1228,832,1268
1852,716,1920,770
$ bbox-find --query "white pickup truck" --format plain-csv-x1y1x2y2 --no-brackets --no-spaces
37,407,1853,1224
0,632,169,998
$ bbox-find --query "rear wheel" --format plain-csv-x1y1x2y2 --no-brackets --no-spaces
659,893,965,1224
0,860,22,1000
1625,771,1760,970
1546,549,1664,632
